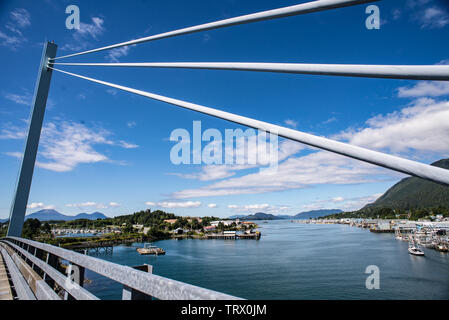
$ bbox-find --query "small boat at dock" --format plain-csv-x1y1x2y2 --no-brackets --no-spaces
408,237,424,256
137,243,165,255
435,244,448,252
408,247,425,256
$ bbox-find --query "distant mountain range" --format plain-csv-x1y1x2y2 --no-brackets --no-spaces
23,209,108,222
362,158,449,211
229,209,343,220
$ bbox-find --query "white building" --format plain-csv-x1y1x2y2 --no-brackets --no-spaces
211,220,234,227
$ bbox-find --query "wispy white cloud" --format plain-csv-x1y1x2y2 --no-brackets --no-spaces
419,6,449,29
0,8,31,50
171,151,385,199
296,193,382,212
106,46,133,62
2,120,138,172
283,119,297,128
0,123,27,139
4,151,23,158
335,98,449,154
9,8,31,28
322,117,337,125
27,202,54,210
397,81,449,98
207,203,217,208
392,9,401,20
227,203,290,214
106,89,118,96
4,92,32,106
65,201,107,209
126,121,136,128
171,139,304,181
108,202,120,207
402,1,449,29
336,194,383,211
0,30,24,49
61,17,105,51
4,90,56,109
118,140,139,149
145,201,202,209
78,17,104,39
66,201,121,209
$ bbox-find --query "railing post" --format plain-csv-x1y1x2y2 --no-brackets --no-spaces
122,264,153,300
44,252,58,288
33,248,45,277
7,41,57,237
64,263,85,300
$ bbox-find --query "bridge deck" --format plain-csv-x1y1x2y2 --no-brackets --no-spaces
0,251,13,300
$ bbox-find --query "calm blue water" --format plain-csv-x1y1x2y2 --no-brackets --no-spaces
83,221,449,299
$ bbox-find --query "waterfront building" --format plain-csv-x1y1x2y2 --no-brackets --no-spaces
211,220,234,227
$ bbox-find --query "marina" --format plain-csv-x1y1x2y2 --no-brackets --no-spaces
83,220,449,300
295,218,449,254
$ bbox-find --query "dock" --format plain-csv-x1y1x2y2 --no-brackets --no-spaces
66,242,114,255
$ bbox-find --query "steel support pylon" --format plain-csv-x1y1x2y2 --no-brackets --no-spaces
7,41,57,237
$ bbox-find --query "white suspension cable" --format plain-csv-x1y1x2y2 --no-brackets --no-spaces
49,67,449,186
51,62,449,81
52,0,378,60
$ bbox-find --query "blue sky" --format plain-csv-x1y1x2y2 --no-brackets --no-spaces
0,0,448,219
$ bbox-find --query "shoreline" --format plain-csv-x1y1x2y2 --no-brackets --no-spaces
296,218,449,253
56,230,261,250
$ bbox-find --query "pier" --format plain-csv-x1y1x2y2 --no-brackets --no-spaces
65,242,114,255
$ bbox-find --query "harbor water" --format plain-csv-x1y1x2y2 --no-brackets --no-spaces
84,220,449,299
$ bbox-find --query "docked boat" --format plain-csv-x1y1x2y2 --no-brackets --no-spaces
435,244,448,252
408,238,424,256
408,247,425,256
137,243,165,255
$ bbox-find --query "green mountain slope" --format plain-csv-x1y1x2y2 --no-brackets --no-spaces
362,158,449,210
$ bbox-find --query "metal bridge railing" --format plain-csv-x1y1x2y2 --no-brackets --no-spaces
0,237,242,300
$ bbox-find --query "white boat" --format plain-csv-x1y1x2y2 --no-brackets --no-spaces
408,247,425,255
137,243,165,255
408,237,424,256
